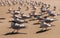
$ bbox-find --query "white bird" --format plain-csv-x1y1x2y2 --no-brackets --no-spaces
40,21,51,30
10,13,26,33
36,15,43,21
20,13,31,19
8,7,13,13
41,7,47,12
13,10,20,15
7,0,12,6
44,16,56,24
41,4,47,12
10,22,26,33
18,6,21,11
29,11,35,17
47,10,57,17
32,6,37,10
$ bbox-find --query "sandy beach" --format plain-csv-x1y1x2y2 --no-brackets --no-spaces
0,0,60,38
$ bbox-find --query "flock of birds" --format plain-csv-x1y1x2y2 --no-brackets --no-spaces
0,0,58,33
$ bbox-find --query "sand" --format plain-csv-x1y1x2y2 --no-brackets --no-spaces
0,0,60,38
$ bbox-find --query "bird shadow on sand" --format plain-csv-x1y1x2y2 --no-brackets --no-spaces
0,18,5,20
0,22,3,23
36,29,51,34
33,22,40,25
4,32,27,36
29,19,37,21
9,20,28,23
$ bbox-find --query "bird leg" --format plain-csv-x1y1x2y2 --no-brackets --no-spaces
40,28,44,31
45,28,48,31
12,29,15,33
16,29,19,33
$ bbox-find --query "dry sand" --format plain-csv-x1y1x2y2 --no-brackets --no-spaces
0,0,60,38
